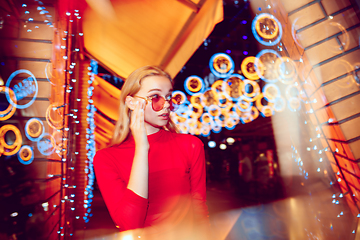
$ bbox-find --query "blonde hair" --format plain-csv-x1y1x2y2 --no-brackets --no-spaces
111,66,179,146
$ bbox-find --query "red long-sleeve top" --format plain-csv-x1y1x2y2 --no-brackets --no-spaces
93,129,209,237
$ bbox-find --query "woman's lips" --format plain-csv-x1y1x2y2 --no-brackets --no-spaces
159,112,169,119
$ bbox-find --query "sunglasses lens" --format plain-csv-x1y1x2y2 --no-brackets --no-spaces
169,96,182,111
152,95,165,111
150,95,183,112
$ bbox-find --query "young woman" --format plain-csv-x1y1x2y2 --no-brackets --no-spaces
93,66,209,239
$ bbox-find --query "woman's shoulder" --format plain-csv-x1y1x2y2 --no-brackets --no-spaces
93,145,128,164
94,146,116,161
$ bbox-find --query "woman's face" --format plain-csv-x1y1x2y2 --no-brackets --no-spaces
135,75,173,135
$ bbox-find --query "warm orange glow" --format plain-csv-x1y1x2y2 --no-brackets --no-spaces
0,124,22,156
241,56,263,80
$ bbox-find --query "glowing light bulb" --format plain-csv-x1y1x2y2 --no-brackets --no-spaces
11,212,18,217
226,137,235,144
219,143,227,150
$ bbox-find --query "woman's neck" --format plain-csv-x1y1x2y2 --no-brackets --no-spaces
145,126,161,136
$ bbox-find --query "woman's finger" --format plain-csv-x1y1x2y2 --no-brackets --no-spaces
130,99,148,145
131,99,145,132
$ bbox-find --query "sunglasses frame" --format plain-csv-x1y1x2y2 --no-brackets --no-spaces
134,95,181,112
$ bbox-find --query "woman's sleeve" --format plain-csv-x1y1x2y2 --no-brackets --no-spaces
93,149,148,231
189,138,209,222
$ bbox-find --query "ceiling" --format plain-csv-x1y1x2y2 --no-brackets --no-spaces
82,0,223,79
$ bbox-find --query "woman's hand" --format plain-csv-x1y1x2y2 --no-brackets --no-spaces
130,99,149,149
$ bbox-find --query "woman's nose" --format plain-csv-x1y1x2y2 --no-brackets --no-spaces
164,98,171,109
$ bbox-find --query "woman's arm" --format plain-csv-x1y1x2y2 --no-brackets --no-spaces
127,99,149,199
94,150,148,230
94,100,150,231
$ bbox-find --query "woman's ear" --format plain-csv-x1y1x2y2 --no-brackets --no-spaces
125,96,136,110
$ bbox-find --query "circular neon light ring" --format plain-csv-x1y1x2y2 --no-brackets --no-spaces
228,110,240,126
210,121,222,133
190,93,203,107
184,76,204,95
241,56,264,80
174,103,191,118
188,103,203,118
224,114,237,130
209,53,235,78
172,91,186,107
0,86,17,121
255,49,281,83
201,89,218,108
235,98,252,112
285,84,301,100
222,74,244,101
25,118,45,141
241,106,259,123
18,145,34,165
178,123,189,134
5,69,38,109
217,92,233,109
255,93,275,114
37,133,56,156
252,13,283,46
242,79,260,101
215,108,230,127
275,57,297,84
201,124,211,137
0,124,22,156
255,13,279,39
46,103,64,130
211,80,225,95
260,106,274,117
208,104,221,117
200,113,212,124
263,83,281,103
51,130,63,152
334,60,357,89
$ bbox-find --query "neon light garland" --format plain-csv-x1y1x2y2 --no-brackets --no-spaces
83,60,97,224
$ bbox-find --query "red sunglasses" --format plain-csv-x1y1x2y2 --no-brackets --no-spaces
135,94,182,112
